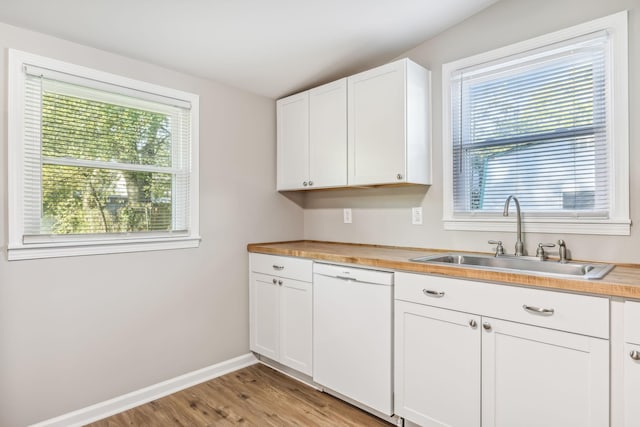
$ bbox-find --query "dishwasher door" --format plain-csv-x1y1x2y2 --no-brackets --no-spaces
313,262,394,415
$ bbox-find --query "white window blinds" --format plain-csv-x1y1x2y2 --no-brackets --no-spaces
450,31,609,217
22,66,192,239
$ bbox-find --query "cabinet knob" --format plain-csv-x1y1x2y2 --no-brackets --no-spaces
482,322,492,331
396,173,403,180
631,350,640,361
272,278,277,284
303,181,308,187
469,319,477,328
278,279,283,286
308,180,313,186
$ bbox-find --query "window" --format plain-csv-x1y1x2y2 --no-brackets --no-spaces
442,12,629,235
8,50,200,259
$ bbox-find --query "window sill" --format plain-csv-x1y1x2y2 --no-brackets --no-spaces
7,236,201,260
443,217,630,236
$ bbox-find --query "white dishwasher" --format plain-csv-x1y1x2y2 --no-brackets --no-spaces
313,262,394,416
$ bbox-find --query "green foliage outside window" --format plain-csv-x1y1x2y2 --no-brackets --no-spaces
41,91,174,234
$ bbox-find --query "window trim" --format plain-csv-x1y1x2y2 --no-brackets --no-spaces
8,49,201,260
441,11,629,236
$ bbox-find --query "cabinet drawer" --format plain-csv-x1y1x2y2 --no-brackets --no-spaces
395,271,492,313
624,300,640,344
484,282,609,339
250,253,312,282
395,272,609,339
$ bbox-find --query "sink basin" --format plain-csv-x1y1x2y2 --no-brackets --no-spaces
410,253,614,280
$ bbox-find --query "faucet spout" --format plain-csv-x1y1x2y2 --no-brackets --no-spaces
503,195,524,256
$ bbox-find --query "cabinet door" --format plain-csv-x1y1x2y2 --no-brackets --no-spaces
249,272,279,360
277,92,309,190
482,317,609,427
348,60,406,186
309,78,347,188
394,301,481,427
624,342,640,426
279,277,312,375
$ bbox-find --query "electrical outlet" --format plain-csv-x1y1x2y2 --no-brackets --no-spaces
412,207,423,225
343,208,352,224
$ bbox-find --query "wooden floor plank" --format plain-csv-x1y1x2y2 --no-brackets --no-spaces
86,363,393,426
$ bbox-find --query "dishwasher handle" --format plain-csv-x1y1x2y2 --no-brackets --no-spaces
313,263,394,286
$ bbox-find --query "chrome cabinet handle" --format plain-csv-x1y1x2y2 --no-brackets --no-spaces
469,319,477,328
272,278,277,284
631,350,640,361
308,180,314,186
397,173,403,180
523,304,555,316
272,265,284,270
482,322,492,331
278,280,283,286
303,181,308,186
423,289,445,298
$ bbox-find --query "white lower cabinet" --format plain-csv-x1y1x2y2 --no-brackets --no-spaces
394,272,610,427
624,342,640,426
482,317,609,427
624,300,640,426
395,301,480,426
249,254,313,375
251,272,280,360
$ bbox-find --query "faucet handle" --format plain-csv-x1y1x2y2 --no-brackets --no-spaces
536,243,556,260
488,240,505,256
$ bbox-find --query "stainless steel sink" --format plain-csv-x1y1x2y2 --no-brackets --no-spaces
410,253,614,280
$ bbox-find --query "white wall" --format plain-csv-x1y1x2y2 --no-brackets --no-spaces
304,0,640,264
0,24,303,426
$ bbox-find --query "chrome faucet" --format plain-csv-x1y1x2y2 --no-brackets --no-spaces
503,195,524,256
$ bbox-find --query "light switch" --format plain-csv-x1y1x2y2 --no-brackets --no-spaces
412,207,423,225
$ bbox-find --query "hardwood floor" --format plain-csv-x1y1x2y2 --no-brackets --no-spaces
86,363,393,426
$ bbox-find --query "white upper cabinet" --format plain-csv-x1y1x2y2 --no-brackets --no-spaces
276,58,430,190
276,92,310,190
348,58,430,186
277,79,347,190
309,79,348,188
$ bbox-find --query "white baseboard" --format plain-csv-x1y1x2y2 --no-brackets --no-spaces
30,353,258,427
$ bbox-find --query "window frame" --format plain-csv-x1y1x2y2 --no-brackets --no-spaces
441,11,629,236
8,49,201,260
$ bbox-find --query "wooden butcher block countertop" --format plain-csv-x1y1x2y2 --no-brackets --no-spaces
247,240,640,299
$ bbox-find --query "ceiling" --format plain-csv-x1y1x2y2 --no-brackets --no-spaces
0,0,497,99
